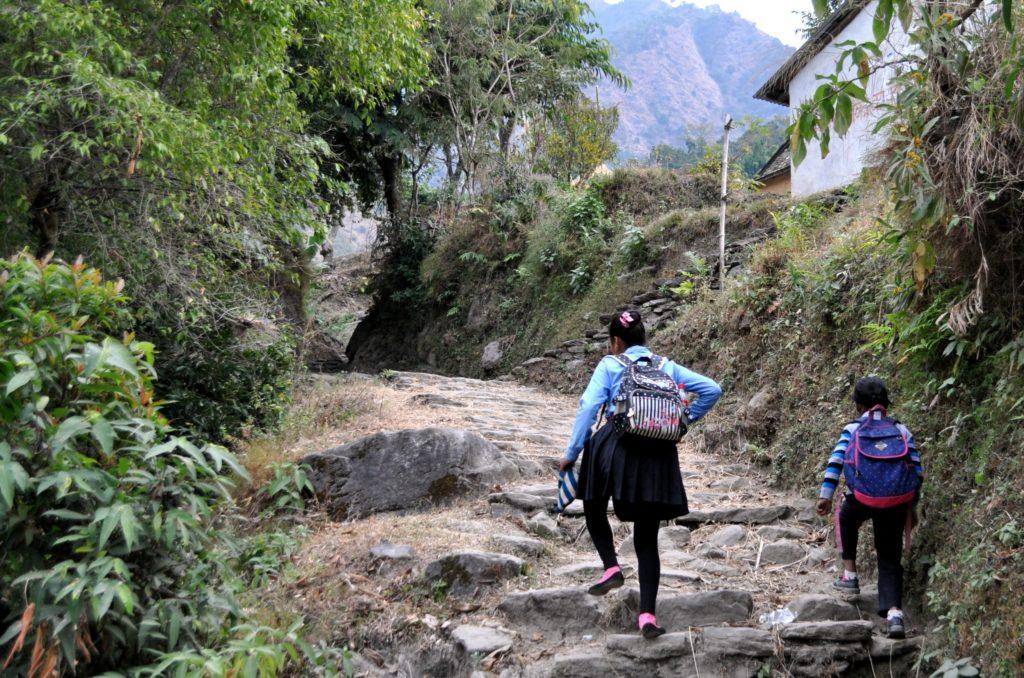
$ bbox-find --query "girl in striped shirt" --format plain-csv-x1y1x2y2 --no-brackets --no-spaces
815,377,922,639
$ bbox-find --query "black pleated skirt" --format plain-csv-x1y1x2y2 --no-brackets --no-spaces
576,419,689,522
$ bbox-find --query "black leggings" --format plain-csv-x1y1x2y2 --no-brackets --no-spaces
584,498,661,614
837,494,907,615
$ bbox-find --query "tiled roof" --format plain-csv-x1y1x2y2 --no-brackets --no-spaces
755,141,791,181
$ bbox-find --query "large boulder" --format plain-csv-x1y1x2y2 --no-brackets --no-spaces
482,340,504,370
299,427,519,519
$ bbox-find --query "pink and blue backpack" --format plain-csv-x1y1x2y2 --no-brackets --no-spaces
843,406,921,508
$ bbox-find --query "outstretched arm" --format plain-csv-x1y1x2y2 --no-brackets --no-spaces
563,358,614,464
669,363,722,423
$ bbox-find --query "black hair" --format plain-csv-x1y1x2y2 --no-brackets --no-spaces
852,376,891,409
609,309,646,347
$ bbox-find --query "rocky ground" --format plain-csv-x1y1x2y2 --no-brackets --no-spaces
277,371,925,677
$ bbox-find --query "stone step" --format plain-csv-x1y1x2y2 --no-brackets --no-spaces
778,620,874,643
498,587,602,635
785,594,860,622
489,492,550,512
451,624,513,656
676,505,792,527
606,588,754,631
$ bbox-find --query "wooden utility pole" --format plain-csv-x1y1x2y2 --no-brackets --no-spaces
719,114,733,291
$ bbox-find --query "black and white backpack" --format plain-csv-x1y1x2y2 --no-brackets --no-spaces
610,354,688,442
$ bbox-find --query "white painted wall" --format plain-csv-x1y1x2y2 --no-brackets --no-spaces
788,1,910,196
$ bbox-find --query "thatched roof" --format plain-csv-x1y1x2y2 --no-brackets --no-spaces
754,1,867,106
755,141,791,181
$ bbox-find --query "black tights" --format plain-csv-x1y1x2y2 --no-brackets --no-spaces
584,498,661,614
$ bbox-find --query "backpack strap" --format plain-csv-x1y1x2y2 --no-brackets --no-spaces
609,353,631,368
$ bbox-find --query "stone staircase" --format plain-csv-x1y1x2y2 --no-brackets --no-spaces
333,372,925,677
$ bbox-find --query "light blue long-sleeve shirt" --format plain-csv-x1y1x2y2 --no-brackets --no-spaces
564,345,722,462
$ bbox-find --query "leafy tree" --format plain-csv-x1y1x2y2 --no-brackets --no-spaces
798,0,846,38
531,95,619,181
732,116,789,177
0,1,426,439
646,138,712,170
644,116,785,178
0,254,339,675
320,0,625,220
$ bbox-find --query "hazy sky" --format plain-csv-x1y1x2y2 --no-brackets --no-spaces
603,0,814,47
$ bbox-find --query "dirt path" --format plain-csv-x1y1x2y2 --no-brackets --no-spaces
277,372,925,677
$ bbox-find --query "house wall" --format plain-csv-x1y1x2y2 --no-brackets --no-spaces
760,173,791,196
788,1,910,197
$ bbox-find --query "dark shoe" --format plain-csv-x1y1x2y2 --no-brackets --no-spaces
887,613,906,639
587,571,624,596
832,575,860,595
641,622,666,640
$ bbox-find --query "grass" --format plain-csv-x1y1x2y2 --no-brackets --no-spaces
235,374,385,483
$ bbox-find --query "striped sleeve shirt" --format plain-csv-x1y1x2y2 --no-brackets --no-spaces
820,412,924,500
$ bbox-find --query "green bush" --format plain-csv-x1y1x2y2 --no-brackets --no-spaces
0,253,338,675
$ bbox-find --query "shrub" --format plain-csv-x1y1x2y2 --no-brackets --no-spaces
0,253,337,675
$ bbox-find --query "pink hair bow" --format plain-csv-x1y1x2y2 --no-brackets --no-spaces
620,311,633,326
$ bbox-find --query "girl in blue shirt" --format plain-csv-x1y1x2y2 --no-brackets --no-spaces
558,310,722,639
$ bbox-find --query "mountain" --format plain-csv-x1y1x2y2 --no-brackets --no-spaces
589,0,795,157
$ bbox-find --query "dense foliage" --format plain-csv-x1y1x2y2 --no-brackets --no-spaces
646,116,788,178
0,0,425,439
0,254,339,675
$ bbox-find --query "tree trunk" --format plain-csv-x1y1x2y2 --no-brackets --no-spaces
30,183,60,257
378,152,402,219
498,114,516,161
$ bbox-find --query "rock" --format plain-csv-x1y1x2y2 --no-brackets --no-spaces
546,649,636,678
606,633,694,660
409,393,465,408
708,525,748,547
694,544,727,559
808,547,833,564
660,569,704,584
708,477,752,491
662,526,692,549
778,620,874,643
677,505,791,526
785,594,859,622
759,540,807,565
758,525,806,540
745,388,773,415
300,428,519,519
452,625,514,655
784,642,868,676
489,492,550,512
790,498,819,523
369,542,415,561
554,562,635,580
527,511,559,539
489,534,546,558
424,552,525,596
870,635,924,658
742,387,777,442
610,588,753,630
482,341,503,370
700,627,774,657
499,587,601,634
663,552,741,578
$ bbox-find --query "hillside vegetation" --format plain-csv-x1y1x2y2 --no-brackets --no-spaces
347,165,781,374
